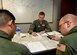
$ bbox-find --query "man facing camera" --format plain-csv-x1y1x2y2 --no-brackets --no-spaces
28,11,52,36
56,14,77,55
0,9,31,55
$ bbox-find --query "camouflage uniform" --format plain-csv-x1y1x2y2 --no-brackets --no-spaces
0,30,32,55
28,19,52,34
56,26,77,55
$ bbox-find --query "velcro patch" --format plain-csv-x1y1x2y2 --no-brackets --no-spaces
57,44,66,52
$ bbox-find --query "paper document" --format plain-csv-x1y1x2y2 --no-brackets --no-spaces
40,33,48,37
47,31,64,37
31,33,48,37
41,40,57,49
27,42,47,53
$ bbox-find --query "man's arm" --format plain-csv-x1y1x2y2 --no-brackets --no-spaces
28,22,35,34
45,21,52,32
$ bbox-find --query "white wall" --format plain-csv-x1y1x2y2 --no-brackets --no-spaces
3,0,53,23
0,0,2,9
16,0,61,33
0,0,61,33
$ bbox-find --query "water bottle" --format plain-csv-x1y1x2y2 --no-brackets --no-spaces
16,27,21,37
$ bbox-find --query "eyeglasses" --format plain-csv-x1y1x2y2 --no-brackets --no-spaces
59,22,67,29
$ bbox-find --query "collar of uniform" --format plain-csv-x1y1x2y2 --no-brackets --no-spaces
0,30,11,41
37,19,45,23
68,26,77,35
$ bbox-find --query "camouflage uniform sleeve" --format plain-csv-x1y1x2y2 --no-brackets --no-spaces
56,38,68,55
28,21,35,34
45,21,52,32
12,42,32,55
22,45,32,55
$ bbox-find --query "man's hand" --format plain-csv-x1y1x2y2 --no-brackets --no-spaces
52,36,61,41
39,31,45,34
32,32,37,36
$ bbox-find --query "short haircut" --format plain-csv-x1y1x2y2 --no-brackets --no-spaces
39,11,45,15
61,14,77,22
0,9,15,25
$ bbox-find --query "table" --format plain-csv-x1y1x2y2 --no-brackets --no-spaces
12,33,58,55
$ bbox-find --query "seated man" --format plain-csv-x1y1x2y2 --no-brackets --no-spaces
0,9,31,55
56,14,77,55
28,11,52,36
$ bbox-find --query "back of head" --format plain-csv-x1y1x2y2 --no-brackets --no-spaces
60,14,77,24
59,14,77,35
0,9,16,39
0,9,15,26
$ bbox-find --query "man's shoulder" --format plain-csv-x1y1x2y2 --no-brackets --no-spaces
0,37,31,55
12,42,28,50
0,38,27,50
12,42,31,54
60,32,77,43
33,19,38,22
61,35,70,41
65,32,77,38
43,20,48,22
43,20,49,23
0,41,31,55
0,47,21,55
32,20,39,24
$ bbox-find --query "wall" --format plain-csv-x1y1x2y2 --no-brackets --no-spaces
0,0,2,9
61,0,75,17
3,0,53,23
0,0,61,33
75,0,77,15
16,0,61,33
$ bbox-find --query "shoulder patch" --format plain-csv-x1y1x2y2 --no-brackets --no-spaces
57,44,66,52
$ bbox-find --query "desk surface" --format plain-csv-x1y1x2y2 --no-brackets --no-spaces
12,33,58,53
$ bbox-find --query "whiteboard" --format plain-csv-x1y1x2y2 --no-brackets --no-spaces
3,0,53,23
